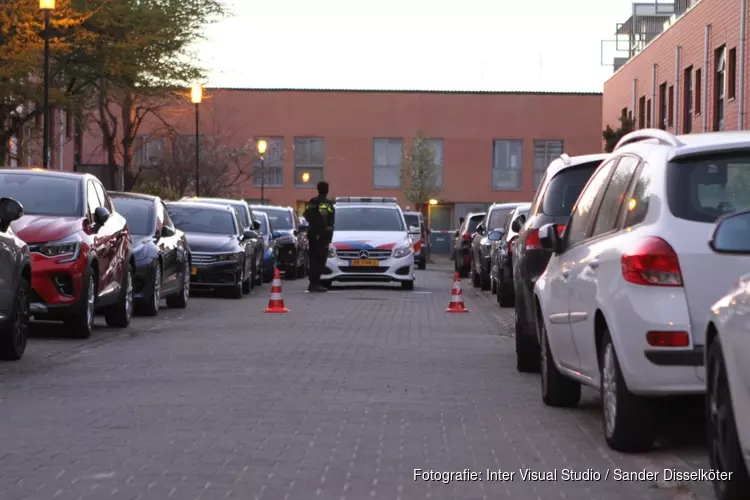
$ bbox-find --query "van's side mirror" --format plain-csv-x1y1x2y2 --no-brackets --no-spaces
475,223,485,235
512,214,526,232
709,210,750,253
161,225,175,237
0,197,23,232
252,220,261,231
272,231,282,239
538,224,562,253
94,206,110,226
487,230,503,241
243,230,258,240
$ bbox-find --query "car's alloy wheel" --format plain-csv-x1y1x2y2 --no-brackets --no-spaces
183,261,190,301
125,268,133,323
85,276,96,332
152,265,161,312
602,343,618,437
0,277,30,361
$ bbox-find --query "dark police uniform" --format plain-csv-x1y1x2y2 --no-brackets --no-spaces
304,196,335,288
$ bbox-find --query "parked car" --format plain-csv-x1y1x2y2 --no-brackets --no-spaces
470,203,526,290
513,153,607,373
182,197,264,288
165,201,257,299
0,169,134,338
489,203,531,306
403,211,429,270
249,205,309,280
452,212,484,278
253,210,278,283
110,192,191,315
0,197,31,361
534,129,750,452
704,210,750,499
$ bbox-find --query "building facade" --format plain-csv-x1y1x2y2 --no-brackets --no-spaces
603,0,748,135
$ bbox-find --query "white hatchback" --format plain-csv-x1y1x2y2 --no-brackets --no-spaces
533,129,750,452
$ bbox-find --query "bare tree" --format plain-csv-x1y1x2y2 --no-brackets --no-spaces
400,130,443,206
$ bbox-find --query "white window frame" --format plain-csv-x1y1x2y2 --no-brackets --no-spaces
372,138,403,188
532,140,563,190
253,136,284,187
492,139,523,191
294,137,324,187
134,136,164,167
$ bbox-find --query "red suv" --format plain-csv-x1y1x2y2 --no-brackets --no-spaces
0,169,135,338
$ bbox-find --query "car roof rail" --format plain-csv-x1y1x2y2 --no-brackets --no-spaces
335,197,398,204
615,129,683,150
559,153,571,165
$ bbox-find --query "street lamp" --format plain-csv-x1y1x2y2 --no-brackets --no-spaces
428,198,439,205
301,172,310,183
256,139,267,205
40,0,55,169
190,84,202,196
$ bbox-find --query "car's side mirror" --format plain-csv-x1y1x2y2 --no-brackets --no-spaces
298,222,309,232
161,225,176,237
243,230,258,240
487,230,503,241
454,230,459,237
252,220,261,231
539,224,562,253
709,210,750,253
0,197,23,232
512,214,526,232
94,206,110,226
272,231,282,239
293,229,299,236
408,225,421,235
475,223,485,235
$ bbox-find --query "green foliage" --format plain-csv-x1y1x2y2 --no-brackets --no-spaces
131,180,178,201
602,114,636,153
400,131,443,206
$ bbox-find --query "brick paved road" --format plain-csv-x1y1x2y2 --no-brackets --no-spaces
0,260,715,500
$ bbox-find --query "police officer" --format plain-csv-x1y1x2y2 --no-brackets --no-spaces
303,181,335,292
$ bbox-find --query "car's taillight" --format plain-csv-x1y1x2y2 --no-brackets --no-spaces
646,331,689,347
462,233,472,241
526,229,541,250
556,225,566,236
621,237,683,287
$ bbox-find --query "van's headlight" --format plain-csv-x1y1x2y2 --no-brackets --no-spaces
216,252,242,262
392,245,412,259
38,233,81,263
328,245,336,258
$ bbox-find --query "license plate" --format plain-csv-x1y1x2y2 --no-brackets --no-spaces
352,259,378,267
191,267,197,275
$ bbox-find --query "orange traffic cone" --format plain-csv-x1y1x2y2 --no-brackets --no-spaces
264,269,289,313
446,272,468,313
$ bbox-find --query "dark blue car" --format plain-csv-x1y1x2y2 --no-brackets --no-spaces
252,210,278,282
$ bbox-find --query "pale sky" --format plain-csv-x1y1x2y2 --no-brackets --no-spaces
197,0,639,93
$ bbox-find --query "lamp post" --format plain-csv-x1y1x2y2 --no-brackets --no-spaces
40,0,55,169
257,139,267,205
190,84,202,196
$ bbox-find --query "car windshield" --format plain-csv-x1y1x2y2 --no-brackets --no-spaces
488,208,514,230
166,205,237,235
466,216,483,233
0,173,82,217
112,198,154,235
542,163,599,216
335,207,405,231
668,152,750,222
253,212,268,234
256,209,293,230
403,214,421,230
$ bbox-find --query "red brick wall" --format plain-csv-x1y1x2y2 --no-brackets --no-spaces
603,0,748,135
74,89,602,206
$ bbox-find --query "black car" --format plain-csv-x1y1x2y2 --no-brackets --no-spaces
249,205,309,280
110,192,191,315
452,212,484,277
181,197,264,288
489,203,531,306
0,197,31,361
470,203,526,290
512,153,607,373
165,201,258,299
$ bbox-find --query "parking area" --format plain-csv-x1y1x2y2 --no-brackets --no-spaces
0,260,714,500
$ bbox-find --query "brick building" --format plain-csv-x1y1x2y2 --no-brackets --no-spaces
16,89,602,239
603,0,747,135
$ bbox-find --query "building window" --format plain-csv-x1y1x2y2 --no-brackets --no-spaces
253,136,284,187
172,135,203,165
425,138,444,188
294,137,324,187
646,99,652,127
715,45,726,131
638,96,646,128
492,139,522,190
621,107,628,119
533,140,563,190
728,47,737,100
659,83,667,129
134,136,164,166
696,68,702,114
684,66,693,133
372,138,403,188
668,85,674,127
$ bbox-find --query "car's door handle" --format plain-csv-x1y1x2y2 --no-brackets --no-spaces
561,269,569,279
589,258,600,269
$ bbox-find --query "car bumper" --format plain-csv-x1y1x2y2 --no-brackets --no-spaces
133,260,157,302
276,244,297,266
322,254,415,283
190,261,243,288
29,252,87,319
610,285,704,396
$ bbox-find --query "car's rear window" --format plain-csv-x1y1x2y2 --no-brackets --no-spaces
542,163,599,216
667,152,750,223
403,214,420,229
112,197,154,236
467,216,483,233
488,208,513,230
0,173,82,217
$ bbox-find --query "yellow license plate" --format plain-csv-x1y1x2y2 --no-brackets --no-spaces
352,259,378,267
191,267,197,275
